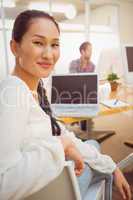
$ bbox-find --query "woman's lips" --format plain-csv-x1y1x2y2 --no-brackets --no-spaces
37,62,52,68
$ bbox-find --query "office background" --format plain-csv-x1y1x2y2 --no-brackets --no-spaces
1,0,133,79
1,1,133,197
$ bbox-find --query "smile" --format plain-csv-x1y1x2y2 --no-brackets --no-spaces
37,62,52,68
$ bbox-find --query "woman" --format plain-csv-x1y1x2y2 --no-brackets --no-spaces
0,10,131,200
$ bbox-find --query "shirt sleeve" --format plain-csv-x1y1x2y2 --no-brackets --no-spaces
92,62,96,72
69,61,77,73
58,122,116,174
0,77,65,199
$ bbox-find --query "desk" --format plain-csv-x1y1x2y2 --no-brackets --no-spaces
99,84,133,116
60,84,133,124
60,84,133,142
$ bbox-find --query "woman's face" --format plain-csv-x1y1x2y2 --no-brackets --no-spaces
12,18,60,78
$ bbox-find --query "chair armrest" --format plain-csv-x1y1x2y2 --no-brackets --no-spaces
117,153,133,170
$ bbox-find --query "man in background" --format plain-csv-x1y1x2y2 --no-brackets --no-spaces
69,41,95,73
69,41,95,130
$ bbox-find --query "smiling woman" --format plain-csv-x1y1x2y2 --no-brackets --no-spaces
0,9,131,200
11,15,60,82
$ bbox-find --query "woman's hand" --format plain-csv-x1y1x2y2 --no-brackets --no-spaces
58,135,84,176
65,146,84,176
113,167,131,200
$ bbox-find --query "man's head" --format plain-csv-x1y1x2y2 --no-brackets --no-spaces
79,41,92,60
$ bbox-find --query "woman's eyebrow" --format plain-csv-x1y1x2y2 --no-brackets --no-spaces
33,34,59,41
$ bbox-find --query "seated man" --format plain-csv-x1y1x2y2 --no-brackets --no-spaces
69,41,95,73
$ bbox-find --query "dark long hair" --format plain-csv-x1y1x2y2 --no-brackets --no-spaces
12,9,60,42
37,80,61,136
12,10,61,135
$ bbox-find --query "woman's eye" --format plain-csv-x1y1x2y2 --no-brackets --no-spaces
33,41,43,46
52,43,60,48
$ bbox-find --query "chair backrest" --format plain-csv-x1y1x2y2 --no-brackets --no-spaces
24,162,82,200
24,160,106,200
117,153,133,170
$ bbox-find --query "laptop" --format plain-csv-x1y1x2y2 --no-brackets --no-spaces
51,73,99,117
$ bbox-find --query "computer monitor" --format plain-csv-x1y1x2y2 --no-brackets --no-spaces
51,73,99,117
122,45,133,85
51,74,98,105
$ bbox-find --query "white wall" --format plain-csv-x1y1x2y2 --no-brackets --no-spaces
118,1,133,44
90,2,133,46
56,5,120,76
60,2,133,79
0,18,14,79
118,1,133,84
0,32,7,79
91,5,117,27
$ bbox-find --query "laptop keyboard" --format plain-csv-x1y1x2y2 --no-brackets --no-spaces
52,106,99,117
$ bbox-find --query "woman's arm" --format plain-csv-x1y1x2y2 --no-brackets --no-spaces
57,123,132,199
59,122,116,174
58,135,84,176
0,77,65,199
113,167,131,200
59,123,132,199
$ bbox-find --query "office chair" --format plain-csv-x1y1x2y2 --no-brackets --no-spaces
24,161,105,200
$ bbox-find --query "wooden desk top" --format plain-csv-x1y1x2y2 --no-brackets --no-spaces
99,84,133,115
59,84,133,124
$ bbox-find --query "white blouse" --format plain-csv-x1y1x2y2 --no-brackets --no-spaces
0,76,116,199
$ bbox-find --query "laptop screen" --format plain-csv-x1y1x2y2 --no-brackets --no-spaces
51,74,98,104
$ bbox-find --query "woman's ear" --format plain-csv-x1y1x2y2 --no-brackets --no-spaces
10,39,19,57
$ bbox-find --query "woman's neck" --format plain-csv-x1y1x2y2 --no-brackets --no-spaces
12,65,39,92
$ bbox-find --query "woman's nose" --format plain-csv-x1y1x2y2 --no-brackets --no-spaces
42,46,53,59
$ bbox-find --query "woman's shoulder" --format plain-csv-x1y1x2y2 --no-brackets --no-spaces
0,76,32,109
0,76,31,104
0,75,30,92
